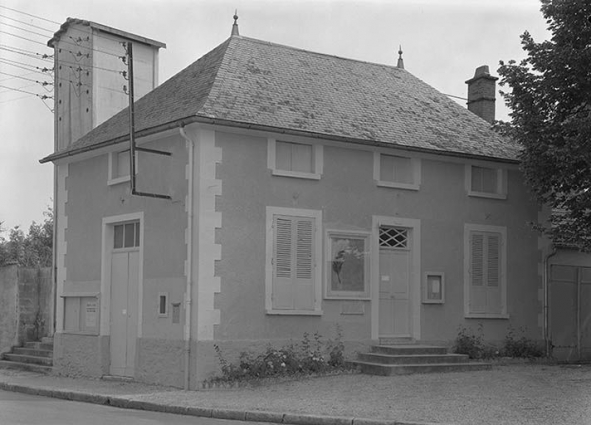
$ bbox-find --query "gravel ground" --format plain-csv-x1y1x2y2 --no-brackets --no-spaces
1,364,591,425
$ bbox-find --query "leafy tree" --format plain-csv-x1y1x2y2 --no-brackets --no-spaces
497,0,591,250
0,207,53,268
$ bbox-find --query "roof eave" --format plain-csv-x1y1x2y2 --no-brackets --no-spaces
40,115,520,165
47,17,166,48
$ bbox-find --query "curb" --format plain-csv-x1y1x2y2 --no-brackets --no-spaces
0,381,452,425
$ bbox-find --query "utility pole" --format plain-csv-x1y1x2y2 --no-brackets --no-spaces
124,41,171,200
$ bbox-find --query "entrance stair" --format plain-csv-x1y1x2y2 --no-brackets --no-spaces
353,340,491,375
0,337,53,373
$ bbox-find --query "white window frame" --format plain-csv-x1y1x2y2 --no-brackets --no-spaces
267,138,323,180
325,230,371,300
465,164,507,199
373,152,421,191
108,149,138,186
265,206,323,315
464,223,509,319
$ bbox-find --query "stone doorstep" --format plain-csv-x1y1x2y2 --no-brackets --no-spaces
357,352,469,365
24,342,53,351
2,353,53,366
354,361,492,376
371,345,449,356
0,360,52,374
12,348,53,358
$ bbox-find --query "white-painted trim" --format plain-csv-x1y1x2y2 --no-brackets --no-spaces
371,216,421,341
268,138,323,180
373,152,421,191
422,272,445,304
194,127,222,340
265,206,323,314
463,223,508,318
100,212,144,337
465,164,507,199
55,163,68,333
107,150,138,186
324,229,371,300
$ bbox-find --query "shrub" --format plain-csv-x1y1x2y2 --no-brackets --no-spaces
453,325,498,360
210,325,350,384
502,327,544,358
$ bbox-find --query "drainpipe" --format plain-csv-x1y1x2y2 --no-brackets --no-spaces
543,245,557,357
179,126,194,390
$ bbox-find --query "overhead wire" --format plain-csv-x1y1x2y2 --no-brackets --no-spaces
0,12,55,34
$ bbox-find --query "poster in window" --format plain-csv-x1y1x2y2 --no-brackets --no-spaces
328,233,369,298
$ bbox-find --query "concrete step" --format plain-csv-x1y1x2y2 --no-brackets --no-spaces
12,347,53,358
358,352,469,365
41,337,54,344
379,337,416,345
2,353,53,366
0,359,52,374
371,344,449,356
354,360,492,376
24,342,53,351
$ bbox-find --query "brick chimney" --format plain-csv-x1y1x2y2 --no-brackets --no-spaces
465,65,498,124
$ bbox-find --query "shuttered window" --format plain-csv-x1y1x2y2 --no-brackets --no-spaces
272,215,316,311
468,230,503,315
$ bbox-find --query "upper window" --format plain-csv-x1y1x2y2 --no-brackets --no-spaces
464,224,507,318
108,150,136,186
268,138,323,180
374,152,421,190
266,207,322,314
466,165,507,199
113,222,140,249
325,231,370,299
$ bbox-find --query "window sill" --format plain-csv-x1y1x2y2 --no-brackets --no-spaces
266,309,323,316
271,169,321,180
324,295,370,301
108,176,131,186
376,180,420,191
468,190,506,200
465,313,510,320
422,299,444,304
61,331,99,336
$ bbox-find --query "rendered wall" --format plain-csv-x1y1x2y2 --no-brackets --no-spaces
0,264,18,354
209,129,541,374
55,133,188,381
0,265,52,353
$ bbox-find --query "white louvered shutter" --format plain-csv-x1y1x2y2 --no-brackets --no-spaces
486,233,502,314
272,215,315,310
470,232,487,314
469,231,502,314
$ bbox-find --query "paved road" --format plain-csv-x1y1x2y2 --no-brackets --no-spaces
0,389,260,425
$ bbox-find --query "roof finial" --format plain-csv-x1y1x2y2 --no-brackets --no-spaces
231,10,239,36
397,45,404,69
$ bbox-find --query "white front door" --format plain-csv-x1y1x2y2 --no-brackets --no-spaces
378,226,412,338
109,222,140,377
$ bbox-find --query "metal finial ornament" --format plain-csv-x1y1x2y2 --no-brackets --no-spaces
231,10,240,36
397,45,405,70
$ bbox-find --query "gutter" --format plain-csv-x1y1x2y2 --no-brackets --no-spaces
543,245,557,357
40,116,521,166
179,126,194,390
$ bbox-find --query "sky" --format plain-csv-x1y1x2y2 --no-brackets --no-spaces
0,0,551,232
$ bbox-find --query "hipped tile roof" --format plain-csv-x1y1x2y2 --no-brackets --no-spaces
41,35,519,163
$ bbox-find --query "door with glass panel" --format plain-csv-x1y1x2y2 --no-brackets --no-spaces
378,226,412,337
109,221,140,377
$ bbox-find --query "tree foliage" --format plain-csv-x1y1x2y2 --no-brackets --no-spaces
498,0,591,250
0,207,53,268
